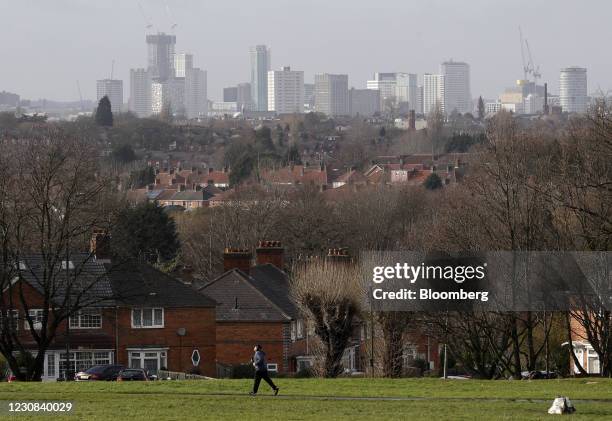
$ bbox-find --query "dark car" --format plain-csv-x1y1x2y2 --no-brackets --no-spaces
74,364,124,381
116,368,150,381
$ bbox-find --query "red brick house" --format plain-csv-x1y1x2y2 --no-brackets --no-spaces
3,254,217,380
199,243,296,375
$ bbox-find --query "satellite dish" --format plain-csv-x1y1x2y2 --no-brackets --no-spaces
176,327,186,336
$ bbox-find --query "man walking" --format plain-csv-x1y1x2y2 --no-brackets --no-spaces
249,344,279,396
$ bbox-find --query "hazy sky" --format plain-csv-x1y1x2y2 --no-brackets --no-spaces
1,0,610,102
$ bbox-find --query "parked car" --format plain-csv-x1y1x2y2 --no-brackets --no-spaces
116,368,150,381
74,365,124,381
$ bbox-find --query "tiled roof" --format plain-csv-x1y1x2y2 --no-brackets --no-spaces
169,190,215,201
18,254,114,307
199,264,296,322
107,261,216,308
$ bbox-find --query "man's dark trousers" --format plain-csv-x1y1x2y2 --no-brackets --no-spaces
253,370,277,393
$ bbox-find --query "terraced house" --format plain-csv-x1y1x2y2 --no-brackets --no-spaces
2,245,217,380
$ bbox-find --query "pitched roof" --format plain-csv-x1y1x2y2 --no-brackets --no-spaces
169,189,214,201
199,264,296,322
106,261,216,308
18,254,114,307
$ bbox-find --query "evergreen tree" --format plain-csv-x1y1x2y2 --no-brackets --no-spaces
95,95,113,126
424,172,443,190
477,96,485,121
112,202,180,262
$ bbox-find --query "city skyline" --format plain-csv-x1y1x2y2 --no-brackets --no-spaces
1,0,610,102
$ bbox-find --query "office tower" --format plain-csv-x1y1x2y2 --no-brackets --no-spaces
416,85,424,115
267,66,304,114
174,53,193,78
0,91,19,107
151,79,185,115
236,82,252,111
129,68,151,117
303,83,315,110
96,79,123,113
440,60,471,114
146,33,176,81
367,73,397,110
395,73,418,110
314,74,349,117
223,87,238,102
349,88,380,116
423,74,445,115
185,68,208,119
560,67,587,113
250,45,271,111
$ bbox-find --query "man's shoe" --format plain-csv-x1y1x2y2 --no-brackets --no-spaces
249,392,257,396
274,388,279,396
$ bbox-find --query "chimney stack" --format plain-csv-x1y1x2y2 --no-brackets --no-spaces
223,248,252,274
90,229,111,263
255,241,284,269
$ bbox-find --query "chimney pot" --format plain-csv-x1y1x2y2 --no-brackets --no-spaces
255,240,284,269
223,248,252,274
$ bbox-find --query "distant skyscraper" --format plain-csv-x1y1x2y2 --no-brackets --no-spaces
151,79,185,115
267,66,304,114
223,87,238,102
349,88,380,116
423,74,445,115
147,33,176,81
129,68,151,117
395,73,418,111
185,68,207,119
314,74,349,117
174,53,193,78
236,82,252,111
303,83,315,110
560,67,587,113
96,79,123,113
250,45,271,111
440,60,471,114
367,73,397,111
416,85,424,115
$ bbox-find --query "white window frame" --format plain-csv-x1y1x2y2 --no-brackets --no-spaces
290,321,296,341
131,307,164,328
267,363,278,373
296,319,304,339
127,348,168,372
25,309,43,330
69,309,102,329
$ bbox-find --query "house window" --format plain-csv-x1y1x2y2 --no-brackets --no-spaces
128,350,167,373
296,320,304,339
61,260,75,270
59,351,112,374
290,321,296,341
46,354,55,377
131,308,164,328
25,309,43,330
267,363,278,373
3,310,19,331
69,309,102,329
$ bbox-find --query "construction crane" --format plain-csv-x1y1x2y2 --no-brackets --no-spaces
518,27,541,84
76,80,84,111
138,2,154,32
165,1,178,32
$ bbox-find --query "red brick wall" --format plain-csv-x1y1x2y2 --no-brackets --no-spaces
216,321,289,373
5,280,217,377
115,307,216,377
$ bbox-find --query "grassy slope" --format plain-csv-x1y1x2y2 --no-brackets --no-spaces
1,378,611,420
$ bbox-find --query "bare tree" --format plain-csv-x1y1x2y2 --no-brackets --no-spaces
0,127,119,381
291,261,363,377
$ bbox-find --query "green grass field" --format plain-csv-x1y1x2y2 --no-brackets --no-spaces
1,378,611,420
